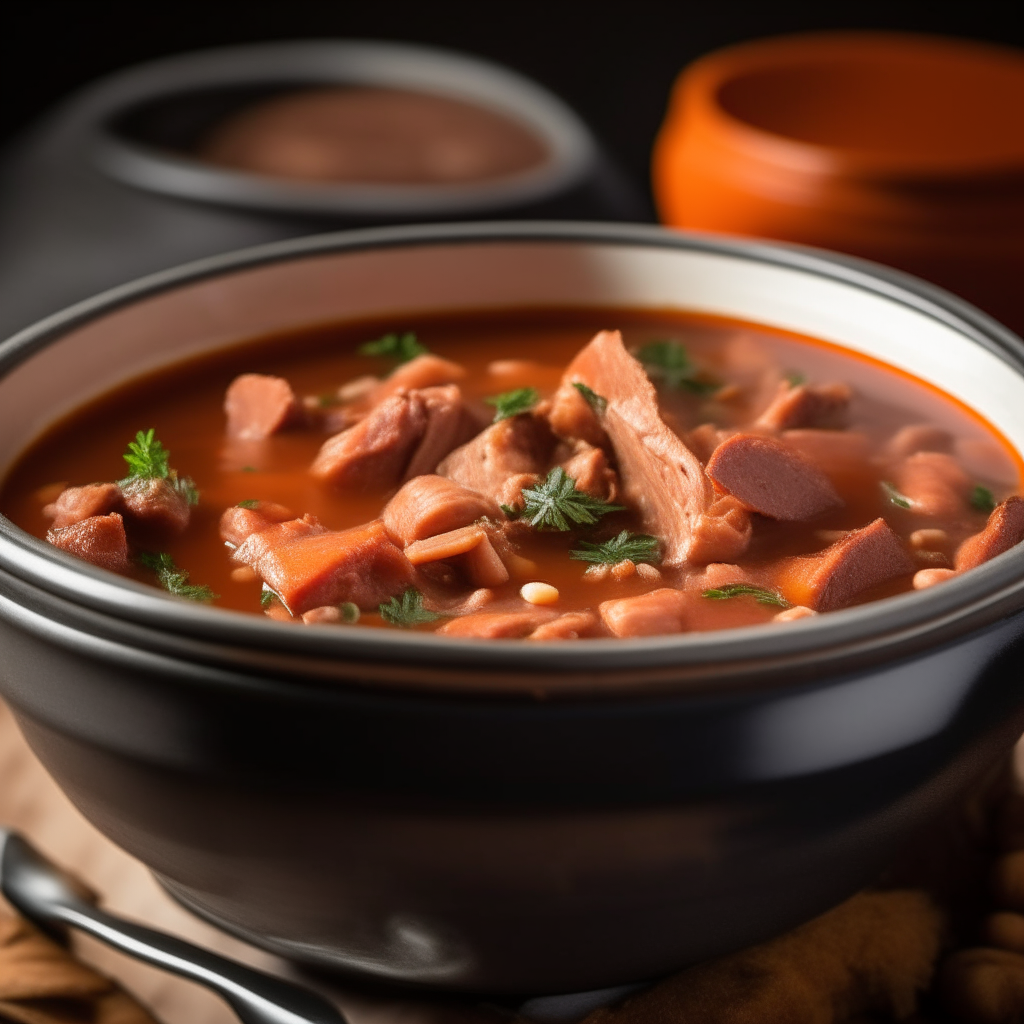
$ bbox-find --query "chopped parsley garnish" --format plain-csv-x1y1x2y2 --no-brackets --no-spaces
485,387,539,422
123,428,169,479
785,371,807,387
260,585,276,608
379,588,440,628
139,552,217,603
241,466,258,473
121,428,199,506
339,602,361,624
518,467,625,531
572,382,607,415
881,481,912,509
635,340,718,393
702,583,789,608
971,485,996,514
569,530,661,566
358,331,427,363
236,499,260,510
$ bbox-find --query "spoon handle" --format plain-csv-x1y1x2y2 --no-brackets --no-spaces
0,829,345,1024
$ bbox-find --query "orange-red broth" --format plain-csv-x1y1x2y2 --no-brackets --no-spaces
2,309,1020,633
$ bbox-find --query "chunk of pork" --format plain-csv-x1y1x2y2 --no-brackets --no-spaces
706,433,842,521
119,478,191,544
43,482,122,529
232,514,327,570
885,424,954,460
894,451,973,518
382,475,500,545
437,414,555,506
404,524,509,588
755,381,850,432
558,330,749,566
775,518,914,612
528,610,604,640
47,513,129,574
219,501,295,548
600,588,690,638
225,374,302,440
548,378,608,448
437,607,558,638
560,442,618,501
253,519,414,614
955,497,1024,571
311,385,476,490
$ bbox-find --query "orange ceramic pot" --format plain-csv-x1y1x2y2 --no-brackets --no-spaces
654,32,1024,334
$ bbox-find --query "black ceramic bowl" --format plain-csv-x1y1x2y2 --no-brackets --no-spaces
0,41,644,340
2,223,1024,995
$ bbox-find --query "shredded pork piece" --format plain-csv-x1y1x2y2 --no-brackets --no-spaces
955,497,1024,572
46,513,129,574
554,330,749,566
224,373,302,440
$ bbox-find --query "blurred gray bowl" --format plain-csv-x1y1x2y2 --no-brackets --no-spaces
0,40,645,338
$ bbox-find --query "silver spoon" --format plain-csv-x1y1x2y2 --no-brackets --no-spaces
0,827,346,1024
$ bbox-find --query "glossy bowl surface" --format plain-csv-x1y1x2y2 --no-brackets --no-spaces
2,223,1024,993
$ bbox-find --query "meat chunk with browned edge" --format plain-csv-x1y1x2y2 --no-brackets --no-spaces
253,519,415,614
775,518,914,611
382,475,500,546
437,414,556,506
225,374,302,440
555,330,750,566
755,381,850,431
43,482,122,529
706,433,842,521
311,386,477,490
955,496,1024,571
47,513,129,574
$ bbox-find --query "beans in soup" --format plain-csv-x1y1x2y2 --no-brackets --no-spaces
3,309,1021,640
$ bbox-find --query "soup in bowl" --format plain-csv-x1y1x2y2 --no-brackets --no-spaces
1,223,1024,993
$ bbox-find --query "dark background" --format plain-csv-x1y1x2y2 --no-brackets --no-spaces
3,3,1024,208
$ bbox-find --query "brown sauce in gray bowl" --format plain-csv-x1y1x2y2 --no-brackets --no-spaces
196,86,550,184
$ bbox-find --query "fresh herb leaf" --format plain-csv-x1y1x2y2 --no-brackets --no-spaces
317,393,340,408
569,530,661,566
139,552,217,603
519,467,625,532
121,428,198,505
881,481,912,509
236,499,260,510
572,382,607,415
635,339,717,393
379,588,440,628
785,371,807,387
485,387,539,422
122,428,170,480
971,485,996,514
358,332,427,363
260,586,276,608
702,583,789,608
241,466,258,473
499,503,521,520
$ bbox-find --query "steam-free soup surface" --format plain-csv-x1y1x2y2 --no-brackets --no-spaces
4,309,1022,640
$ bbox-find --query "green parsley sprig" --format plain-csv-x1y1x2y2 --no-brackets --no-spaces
139,552,217,603
379,588,441,628
635,340,718,394
702,583,789,608
569,530,660,566
358,332,427,363
515,467,625,531
971,485,996,514
485,387,539,422
881,481,912,510
572,382,607,415
236,499,260,510
120,428,199,506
